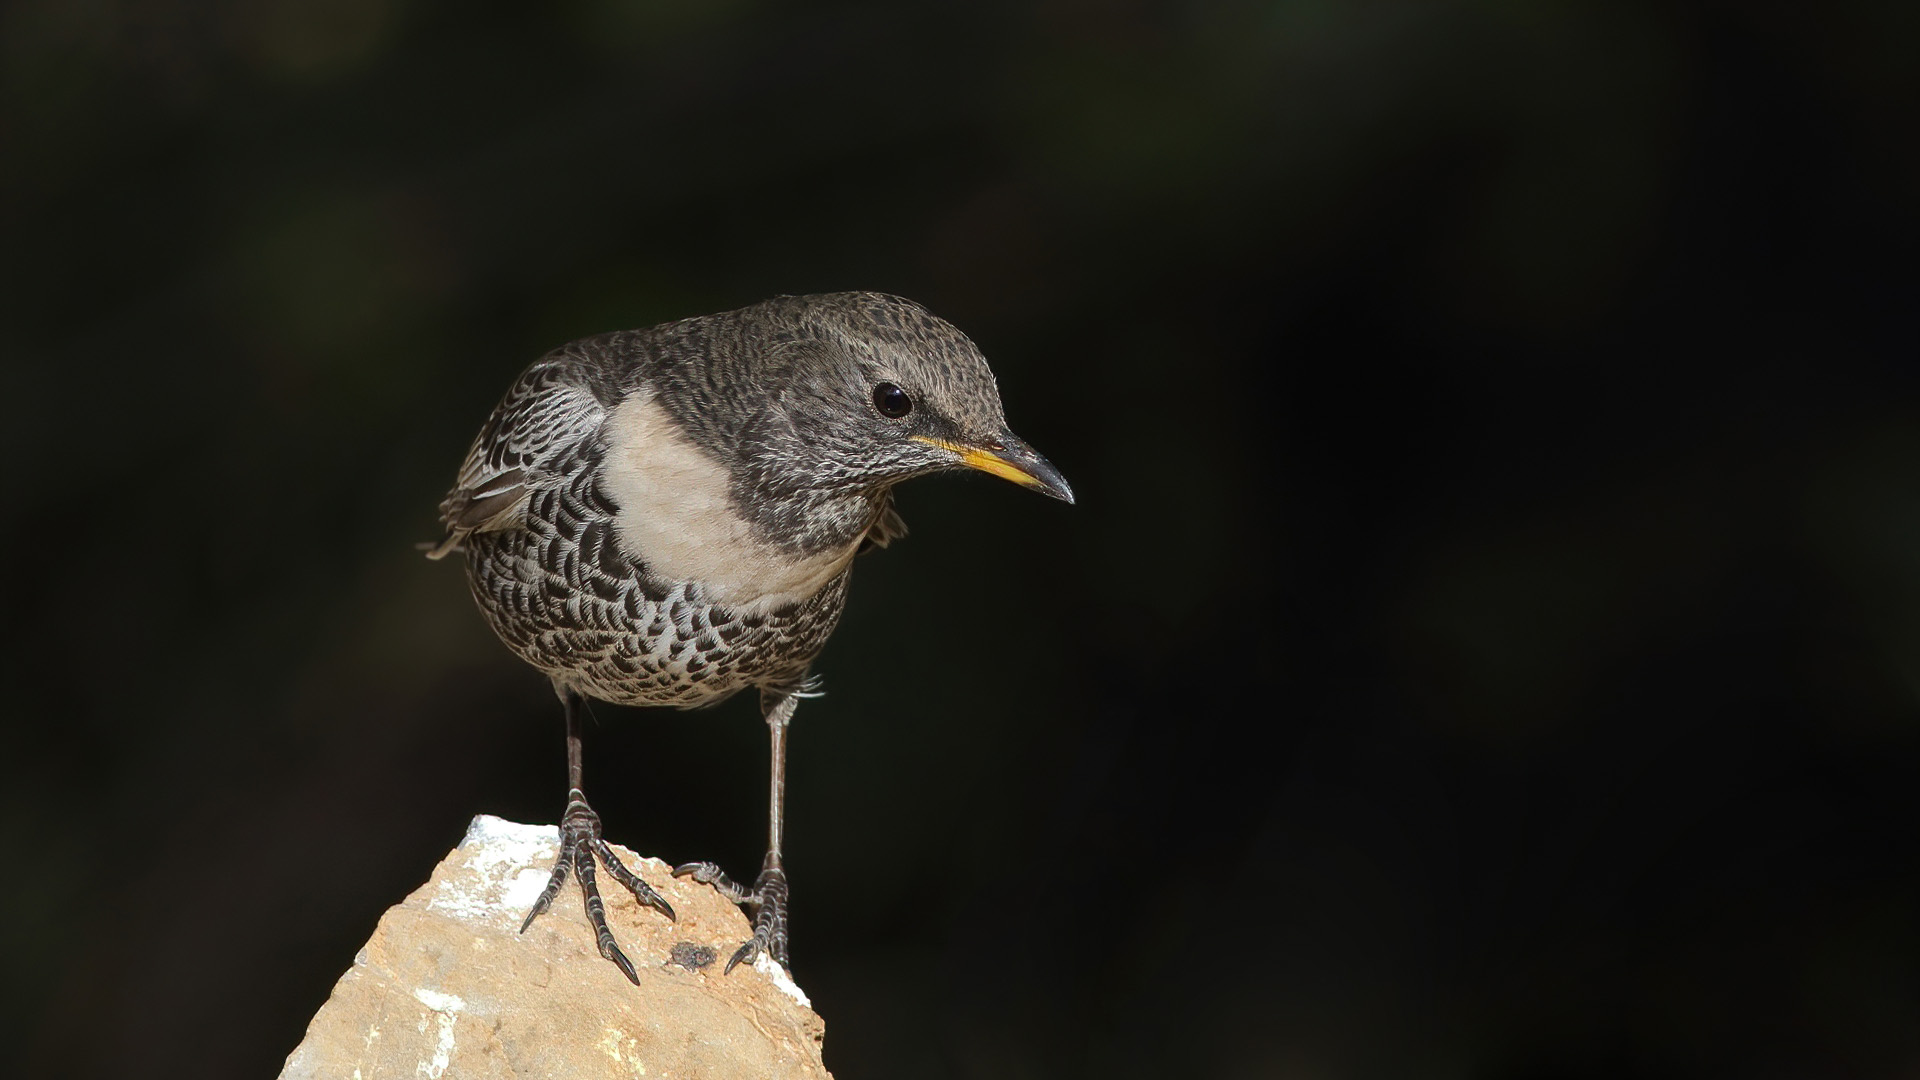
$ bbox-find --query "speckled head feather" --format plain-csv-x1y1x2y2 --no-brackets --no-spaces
633,292,1009,485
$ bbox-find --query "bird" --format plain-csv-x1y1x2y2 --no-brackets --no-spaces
428,291,1072,983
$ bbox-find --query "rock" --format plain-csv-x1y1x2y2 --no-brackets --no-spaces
279,815,831,1079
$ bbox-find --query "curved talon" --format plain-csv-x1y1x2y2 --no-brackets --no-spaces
520,858,569,933
724,935,763,975
602,938,640,985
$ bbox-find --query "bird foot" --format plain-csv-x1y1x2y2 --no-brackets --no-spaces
672,859,789,973
521,791,675,985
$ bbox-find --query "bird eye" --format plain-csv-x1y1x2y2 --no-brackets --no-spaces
872,382,912,419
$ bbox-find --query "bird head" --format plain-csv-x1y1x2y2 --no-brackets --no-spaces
749,292,1074,506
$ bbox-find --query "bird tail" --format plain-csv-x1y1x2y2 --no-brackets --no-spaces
417,533,465,560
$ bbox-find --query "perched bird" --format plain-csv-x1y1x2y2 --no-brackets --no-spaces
429,292,1072,982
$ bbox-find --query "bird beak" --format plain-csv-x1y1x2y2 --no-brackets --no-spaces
911,433,1075,504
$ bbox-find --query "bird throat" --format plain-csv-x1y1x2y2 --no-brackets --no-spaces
601,392,861,609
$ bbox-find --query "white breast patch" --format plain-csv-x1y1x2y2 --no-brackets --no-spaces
600,392,856,608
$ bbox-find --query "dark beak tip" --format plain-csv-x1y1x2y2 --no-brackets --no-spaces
1015,453,1074,506
988,430,1074,506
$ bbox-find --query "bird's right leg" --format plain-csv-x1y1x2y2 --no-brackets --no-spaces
520,685,675,985
674,691,796,973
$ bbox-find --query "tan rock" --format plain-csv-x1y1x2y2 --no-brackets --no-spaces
279,815,830,1079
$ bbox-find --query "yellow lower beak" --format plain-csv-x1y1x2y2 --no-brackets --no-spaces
910,434,1075,503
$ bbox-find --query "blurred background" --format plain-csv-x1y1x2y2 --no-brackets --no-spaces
4,0,1917,1076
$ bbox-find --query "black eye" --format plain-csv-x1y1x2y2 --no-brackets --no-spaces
872,382,912,419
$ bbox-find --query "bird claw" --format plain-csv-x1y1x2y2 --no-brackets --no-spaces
672,860,749,903
724,931,767,974
674,860,789,972
521,795,674,986
594,836,677,922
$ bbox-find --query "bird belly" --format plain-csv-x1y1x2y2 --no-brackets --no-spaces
463,530,847,707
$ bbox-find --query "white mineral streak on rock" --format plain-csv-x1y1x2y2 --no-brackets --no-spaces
426,815,557,921
755,951,812,1008
597,1026,647,1074
410,988,462,1079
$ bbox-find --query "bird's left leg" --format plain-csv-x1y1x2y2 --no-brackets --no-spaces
674,690,796,973
521,686,675,985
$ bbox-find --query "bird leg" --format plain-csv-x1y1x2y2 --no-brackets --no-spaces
521,687,675,985
675,691,796,973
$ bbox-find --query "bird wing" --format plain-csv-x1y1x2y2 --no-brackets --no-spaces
427,356,610,559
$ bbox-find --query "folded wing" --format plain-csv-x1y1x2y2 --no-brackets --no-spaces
427,357,610,560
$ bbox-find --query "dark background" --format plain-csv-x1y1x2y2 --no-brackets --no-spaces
4,1,1917,1077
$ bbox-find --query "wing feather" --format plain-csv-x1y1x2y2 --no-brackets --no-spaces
428,356,610,559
